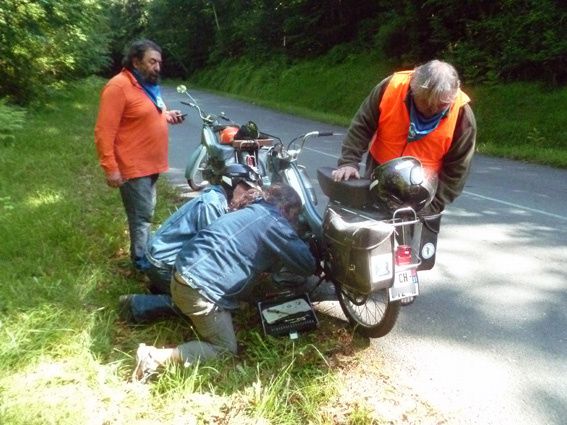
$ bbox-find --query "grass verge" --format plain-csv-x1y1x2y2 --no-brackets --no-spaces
0,78,446,424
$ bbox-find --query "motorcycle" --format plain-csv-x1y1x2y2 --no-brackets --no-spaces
176,85,275,190
176,86,440,338
262,132,442,338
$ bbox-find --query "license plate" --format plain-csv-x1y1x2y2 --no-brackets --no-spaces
389,268,419,301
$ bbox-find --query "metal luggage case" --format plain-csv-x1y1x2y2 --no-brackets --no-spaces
323,206,395,294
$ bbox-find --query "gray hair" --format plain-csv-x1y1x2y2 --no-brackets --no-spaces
410,60,460,106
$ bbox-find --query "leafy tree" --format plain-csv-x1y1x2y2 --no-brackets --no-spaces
0,0,110,104
146,0,217,75
373,0,567,84
105,0,152,76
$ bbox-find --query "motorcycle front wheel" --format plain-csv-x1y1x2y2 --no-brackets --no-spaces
187,152,211,191
336,287,401,338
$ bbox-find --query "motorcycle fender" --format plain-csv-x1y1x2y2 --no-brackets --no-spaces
185,145,206,180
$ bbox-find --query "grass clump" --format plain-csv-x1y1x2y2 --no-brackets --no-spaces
0,78,445,424
0,99,26,147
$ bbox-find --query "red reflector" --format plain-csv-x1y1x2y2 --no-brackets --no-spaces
395,245,412,265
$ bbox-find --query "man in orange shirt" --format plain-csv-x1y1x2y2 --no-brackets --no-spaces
95,39,184,271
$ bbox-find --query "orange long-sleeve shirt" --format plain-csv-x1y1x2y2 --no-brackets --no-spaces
94,69,169,179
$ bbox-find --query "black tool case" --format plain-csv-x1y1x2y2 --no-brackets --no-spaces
257,293,318,337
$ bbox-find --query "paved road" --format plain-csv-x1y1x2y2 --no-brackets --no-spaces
162,87,567,425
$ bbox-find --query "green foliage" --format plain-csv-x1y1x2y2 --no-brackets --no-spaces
146,0,217,75
106,0,382,76
0,0,111,104
375,0,567,84
99,0,567,85
2,0,565,91
104,0,156,75
0,99,26,146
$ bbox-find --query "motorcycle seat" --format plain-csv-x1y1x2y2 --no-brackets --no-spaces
317,167,373,209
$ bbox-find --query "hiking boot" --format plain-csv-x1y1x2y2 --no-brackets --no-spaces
132,343,161,383
118,294,135,324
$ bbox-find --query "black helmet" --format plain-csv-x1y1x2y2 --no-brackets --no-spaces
220,163,262,192
234,121,259,140
369,157,437,212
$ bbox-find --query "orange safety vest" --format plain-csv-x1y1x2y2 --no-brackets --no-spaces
369,71,470,173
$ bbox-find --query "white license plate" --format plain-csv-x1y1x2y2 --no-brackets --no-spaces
389,268,419,301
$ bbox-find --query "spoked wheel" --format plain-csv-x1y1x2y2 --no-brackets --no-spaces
336,286,401,338
187,152,211,191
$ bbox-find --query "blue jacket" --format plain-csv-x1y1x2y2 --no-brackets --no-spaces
174,200,316,309
145,186,228,270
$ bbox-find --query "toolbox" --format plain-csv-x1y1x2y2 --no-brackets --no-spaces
257,293,318,337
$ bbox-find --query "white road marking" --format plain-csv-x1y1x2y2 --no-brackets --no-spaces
462,191,567,221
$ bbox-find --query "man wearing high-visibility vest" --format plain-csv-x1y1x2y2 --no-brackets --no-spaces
332,59,476,215
332,60,476,305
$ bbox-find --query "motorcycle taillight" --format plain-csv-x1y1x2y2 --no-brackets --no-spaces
395,245,412,265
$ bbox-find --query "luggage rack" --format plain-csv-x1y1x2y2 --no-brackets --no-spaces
232,138,274,150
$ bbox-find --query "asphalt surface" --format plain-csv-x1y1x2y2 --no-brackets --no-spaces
162,86,567,425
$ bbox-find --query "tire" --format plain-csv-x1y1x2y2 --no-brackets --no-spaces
336,286,401,338
187,152,211,191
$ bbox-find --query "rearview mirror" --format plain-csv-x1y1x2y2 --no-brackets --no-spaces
176,84,187,94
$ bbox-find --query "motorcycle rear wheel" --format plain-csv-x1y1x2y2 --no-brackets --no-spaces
336,286,401,338
187,152,211,191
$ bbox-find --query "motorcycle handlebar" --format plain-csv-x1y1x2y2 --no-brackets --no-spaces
180,100,215,123
283,131,343,160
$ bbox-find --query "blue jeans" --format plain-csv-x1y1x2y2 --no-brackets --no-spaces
128,294,182,323
119,175,158,270
128,263,177,323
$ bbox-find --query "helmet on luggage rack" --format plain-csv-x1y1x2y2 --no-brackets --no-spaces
221,163,262,192
369,157,437,212
234,121,259,140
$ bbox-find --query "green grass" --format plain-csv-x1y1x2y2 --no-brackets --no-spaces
191,53,567,168
0,78,444,424
471,82,567,167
